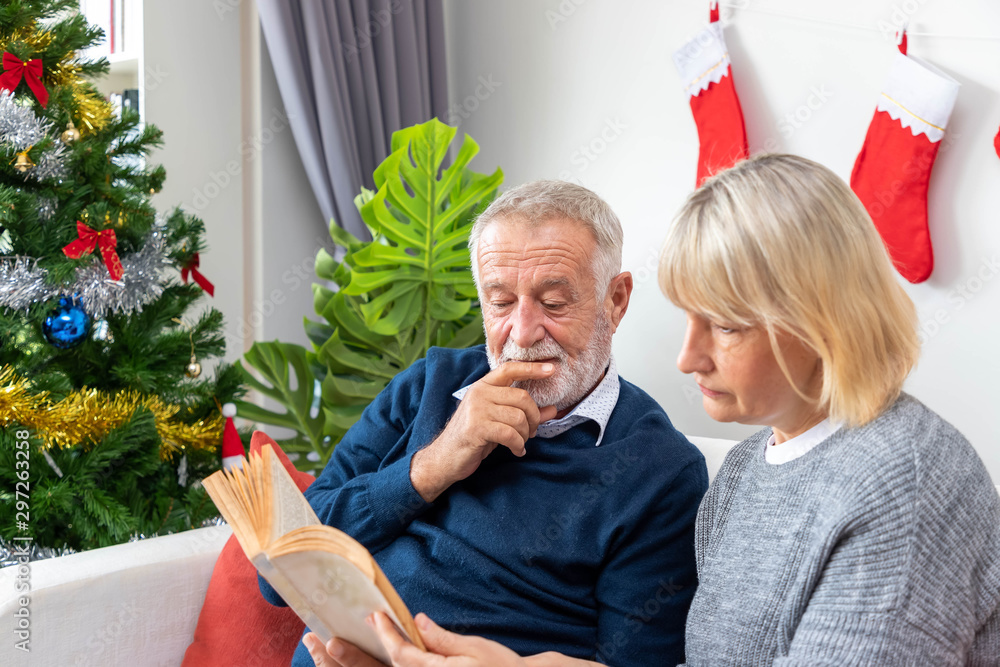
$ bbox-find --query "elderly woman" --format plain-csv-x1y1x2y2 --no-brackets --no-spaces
307,154,1000,667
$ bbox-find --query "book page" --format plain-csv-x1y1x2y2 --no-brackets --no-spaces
203,458,262,556
264,549,413,664
266,446,321,542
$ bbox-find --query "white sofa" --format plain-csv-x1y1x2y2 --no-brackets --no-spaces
0,436,738,666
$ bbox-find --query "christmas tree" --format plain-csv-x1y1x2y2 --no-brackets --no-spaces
0,1,243,556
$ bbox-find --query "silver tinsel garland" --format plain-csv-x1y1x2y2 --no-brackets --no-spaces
0,90,68,182
0,518,227,567
0,227,173,318
0,539,76,567
37,196,56,221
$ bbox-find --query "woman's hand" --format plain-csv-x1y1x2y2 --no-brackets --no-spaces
303,631,381,667
304,612,599,667
524,653,602,667
376,612,527,666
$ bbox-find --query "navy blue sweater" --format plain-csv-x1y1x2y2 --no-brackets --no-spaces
261,345,707,666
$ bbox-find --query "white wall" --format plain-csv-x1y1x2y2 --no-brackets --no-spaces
144,0,326,368
257,35,328,350
144,0,244,360
444,0,1000,480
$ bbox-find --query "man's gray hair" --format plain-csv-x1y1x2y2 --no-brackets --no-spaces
468,180,624,299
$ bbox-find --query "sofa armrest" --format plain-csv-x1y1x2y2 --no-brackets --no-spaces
0,524,231,666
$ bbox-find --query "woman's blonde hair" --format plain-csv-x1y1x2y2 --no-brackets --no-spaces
658,154,919,427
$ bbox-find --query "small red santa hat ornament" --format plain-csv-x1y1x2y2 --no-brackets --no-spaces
673,0,749,187
850,24,960,283
221,403,245,471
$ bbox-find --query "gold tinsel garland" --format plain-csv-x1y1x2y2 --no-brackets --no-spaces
68,78,114,135
0,25,54,53
0,367,222,459
48,61,116,135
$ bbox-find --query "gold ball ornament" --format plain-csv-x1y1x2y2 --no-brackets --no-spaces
185,357,202,378
61,119,81,144
13,151,34,173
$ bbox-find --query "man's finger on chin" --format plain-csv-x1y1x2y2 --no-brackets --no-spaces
488,360,556,385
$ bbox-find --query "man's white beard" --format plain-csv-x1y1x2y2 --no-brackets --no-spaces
486,313,613,411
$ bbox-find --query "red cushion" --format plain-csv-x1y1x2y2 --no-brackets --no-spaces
182,432,315,666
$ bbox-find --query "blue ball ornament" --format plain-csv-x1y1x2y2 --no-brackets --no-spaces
42,297,91,349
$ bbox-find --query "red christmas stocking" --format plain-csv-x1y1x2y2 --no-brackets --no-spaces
850,35,959,283
673,4,749,187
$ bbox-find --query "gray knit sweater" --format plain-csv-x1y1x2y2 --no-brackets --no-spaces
682,394,1000,666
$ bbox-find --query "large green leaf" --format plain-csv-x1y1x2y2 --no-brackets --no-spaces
445,313,485,349
353,119,501,353
234,341,325,454
239,119,497,470
316,330,398,379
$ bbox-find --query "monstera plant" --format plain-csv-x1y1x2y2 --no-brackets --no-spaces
235,119,502,471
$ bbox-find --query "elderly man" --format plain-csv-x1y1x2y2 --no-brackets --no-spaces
265,180,708,667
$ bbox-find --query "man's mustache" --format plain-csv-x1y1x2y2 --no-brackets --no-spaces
499,339,565,364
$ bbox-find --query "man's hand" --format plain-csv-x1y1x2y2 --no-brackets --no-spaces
410,362,558,502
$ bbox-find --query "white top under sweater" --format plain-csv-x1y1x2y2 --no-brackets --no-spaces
764,418,842,465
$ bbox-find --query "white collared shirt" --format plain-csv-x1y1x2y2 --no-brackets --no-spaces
764,418,843,465
451,356,621,446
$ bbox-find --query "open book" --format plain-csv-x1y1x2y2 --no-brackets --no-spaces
202,444,425,662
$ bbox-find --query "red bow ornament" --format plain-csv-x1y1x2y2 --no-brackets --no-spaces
181,252,215,296
62,221,124,281
0,52,48,108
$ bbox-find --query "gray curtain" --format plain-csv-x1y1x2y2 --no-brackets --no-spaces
257,0,449,240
